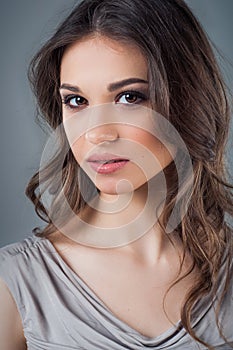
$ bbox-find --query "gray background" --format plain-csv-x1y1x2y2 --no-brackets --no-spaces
0,0,232,247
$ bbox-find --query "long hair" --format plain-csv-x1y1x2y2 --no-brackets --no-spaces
26,0,233,348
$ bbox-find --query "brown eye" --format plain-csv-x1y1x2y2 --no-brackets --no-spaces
118,93,138,104
116,91,147,105
68,96,86,107
62,94,88,109
125,93,138,103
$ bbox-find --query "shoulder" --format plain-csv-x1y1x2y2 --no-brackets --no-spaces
0,233,54,277
0,235,44,277
211,246,233,343
216,251,233,343
0,234,47,297
0,236,35,281
0,235,38,262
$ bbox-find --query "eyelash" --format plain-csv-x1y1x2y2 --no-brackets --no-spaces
61,90,148,110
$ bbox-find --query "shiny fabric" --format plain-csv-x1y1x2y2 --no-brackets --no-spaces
0,234,232,349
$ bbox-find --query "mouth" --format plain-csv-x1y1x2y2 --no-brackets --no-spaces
87,153,129,174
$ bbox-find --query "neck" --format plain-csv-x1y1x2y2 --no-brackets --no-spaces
59,172,179,258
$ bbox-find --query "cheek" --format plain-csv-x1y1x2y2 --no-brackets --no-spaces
151,141,175,169
130,130,175,168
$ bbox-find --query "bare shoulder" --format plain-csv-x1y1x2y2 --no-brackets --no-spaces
0,277,27,350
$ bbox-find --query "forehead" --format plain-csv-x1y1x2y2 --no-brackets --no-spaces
60,36,148,82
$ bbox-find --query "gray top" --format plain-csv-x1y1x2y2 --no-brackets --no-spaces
0,234,232,350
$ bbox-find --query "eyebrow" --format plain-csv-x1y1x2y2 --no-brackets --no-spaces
60,78,148,93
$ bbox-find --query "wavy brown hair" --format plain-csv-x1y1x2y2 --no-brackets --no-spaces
26,0,233,348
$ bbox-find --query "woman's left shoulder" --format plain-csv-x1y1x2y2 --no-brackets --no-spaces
217,246,233,342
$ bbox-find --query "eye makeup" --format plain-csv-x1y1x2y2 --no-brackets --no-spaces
61,88,149,110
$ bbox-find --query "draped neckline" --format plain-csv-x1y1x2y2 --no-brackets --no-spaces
34,234,184,342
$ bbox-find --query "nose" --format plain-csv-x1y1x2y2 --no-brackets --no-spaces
85,125,119,144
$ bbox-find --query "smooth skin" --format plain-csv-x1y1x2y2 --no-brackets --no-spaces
60,35,174,197
0,278,27,349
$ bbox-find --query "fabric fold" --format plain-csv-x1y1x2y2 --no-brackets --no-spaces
0,234,232,349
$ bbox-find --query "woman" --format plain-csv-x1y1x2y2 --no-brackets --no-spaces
0,0,232,349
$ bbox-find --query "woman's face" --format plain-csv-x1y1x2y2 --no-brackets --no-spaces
60,36,173,196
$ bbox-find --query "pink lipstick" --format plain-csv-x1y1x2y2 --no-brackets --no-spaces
87,153,129,174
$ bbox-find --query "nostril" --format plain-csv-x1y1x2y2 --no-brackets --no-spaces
85,127,119,144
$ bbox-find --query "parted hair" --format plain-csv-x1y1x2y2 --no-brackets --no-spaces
26,1,233,348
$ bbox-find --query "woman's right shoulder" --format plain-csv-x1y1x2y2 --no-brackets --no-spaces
0,235,39,271
0,234,42,291
0,237,35,350
0,275,27,350
0,235,35,260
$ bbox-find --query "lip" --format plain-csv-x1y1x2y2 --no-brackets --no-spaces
87,153,129,162
87,153,129,174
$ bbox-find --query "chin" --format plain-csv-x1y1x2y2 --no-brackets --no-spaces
96,176,149,196
96,181,132,196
